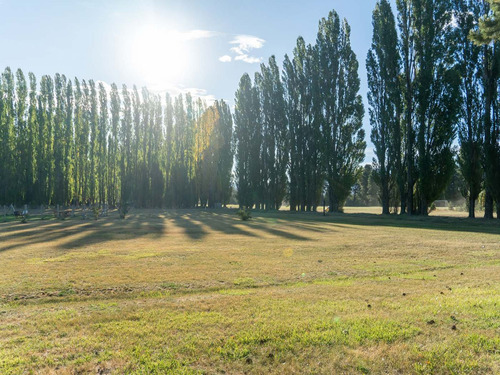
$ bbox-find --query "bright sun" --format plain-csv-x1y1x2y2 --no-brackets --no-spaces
129,25,190,86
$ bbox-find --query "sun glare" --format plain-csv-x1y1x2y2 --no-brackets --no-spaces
129,25,191,86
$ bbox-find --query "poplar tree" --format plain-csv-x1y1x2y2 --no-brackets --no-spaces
53,73,66,204
120,85,133,204
98,82,108,205
1,68,15,204
413,0,460,215
234,73,259,208
367,0,402,214
15,69,28,203
454,0,484,218
109,83,120,207
396,0,417,214
317,12,365,212
26,72,38,204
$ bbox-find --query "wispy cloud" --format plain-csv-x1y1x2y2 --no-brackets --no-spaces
219,55,232,63
224,34,265,64
234,54,262,64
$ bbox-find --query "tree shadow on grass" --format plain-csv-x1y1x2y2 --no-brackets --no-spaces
0,214,167,253
2,208,491,255
256,210,500,236
168,212,208,240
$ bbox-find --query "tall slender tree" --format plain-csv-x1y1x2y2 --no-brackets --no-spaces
317,12,365,212
367,0,402,214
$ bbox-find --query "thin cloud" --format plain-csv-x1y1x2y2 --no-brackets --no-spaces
227,34,265,64
234,54,262,64
219,55,232,63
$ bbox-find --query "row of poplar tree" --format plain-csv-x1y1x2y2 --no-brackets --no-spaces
0,70,233,208
234,12,365,213
367,0,500,218
234,0,500,217
2,0,500,216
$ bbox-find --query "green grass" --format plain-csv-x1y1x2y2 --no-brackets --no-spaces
0,208,499,374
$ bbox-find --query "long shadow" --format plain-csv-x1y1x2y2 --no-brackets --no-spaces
192,209,312,241
194,211,259,238
0,214,167,253
2,208,495,255
168,211,208,240
252,210,500,236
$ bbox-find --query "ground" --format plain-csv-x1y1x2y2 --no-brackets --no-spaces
0,207,498,374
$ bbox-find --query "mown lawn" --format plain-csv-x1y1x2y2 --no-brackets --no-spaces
0,208,499,374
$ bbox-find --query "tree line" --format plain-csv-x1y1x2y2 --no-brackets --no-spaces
234,12,365,213
0,70,233,208
234,0,500,218
367,0,500,218
2,0,500,218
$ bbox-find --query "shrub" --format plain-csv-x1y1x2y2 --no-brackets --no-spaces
92,205,101,220
119,202,129,219
237,208,252,221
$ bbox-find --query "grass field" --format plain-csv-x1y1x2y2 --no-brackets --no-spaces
0,208,499,374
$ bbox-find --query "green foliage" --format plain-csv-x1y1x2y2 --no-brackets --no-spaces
92,205,100,221
237,208,252,221
367,0,401,214
119,202,129,219
194,100,233,208
471,0,500,44
0,67,235,210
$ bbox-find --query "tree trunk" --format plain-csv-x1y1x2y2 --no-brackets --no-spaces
329,188,342,213
420,197,428,216
468,195,475,219
484,190,494,219
382,182,390,215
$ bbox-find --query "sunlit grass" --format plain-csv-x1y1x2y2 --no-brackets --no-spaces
0,208,499,374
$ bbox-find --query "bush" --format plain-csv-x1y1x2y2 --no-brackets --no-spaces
119,202,129,219
92,205,101,220
237,208,252,221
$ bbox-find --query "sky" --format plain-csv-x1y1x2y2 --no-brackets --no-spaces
0,0,398,162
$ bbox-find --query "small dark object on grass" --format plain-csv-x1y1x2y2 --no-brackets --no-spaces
237,208,252,221
451,325,457,330
440,292,444,295
427,320,435,325
245,357,253,364
318,260,323,263
402,293,407,296
460,272,464,275
447,286,452,291
367,304,372,308
450,316,457,321
388,277,391,279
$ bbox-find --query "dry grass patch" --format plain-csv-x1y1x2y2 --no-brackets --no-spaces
0,208,499,374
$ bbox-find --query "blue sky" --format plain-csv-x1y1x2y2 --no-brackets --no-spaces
0,0,397,162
